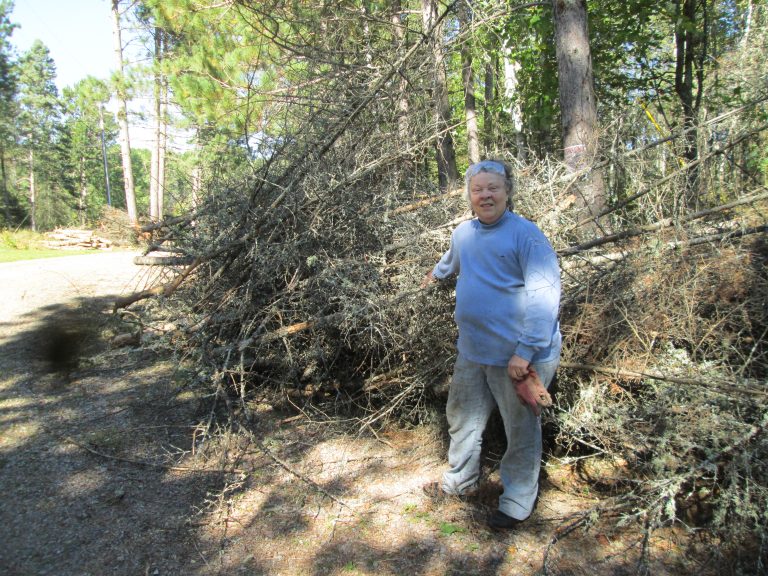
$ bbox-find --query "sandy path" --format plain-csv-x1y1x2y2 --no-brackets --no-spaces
0,252,214,576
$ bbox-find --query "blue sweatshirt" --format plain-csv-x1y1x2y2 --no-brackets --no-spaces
432,210,561,366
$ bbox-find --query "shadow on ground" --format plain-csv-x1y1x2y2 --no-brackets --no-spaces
0,293,709,576
0,295,222,575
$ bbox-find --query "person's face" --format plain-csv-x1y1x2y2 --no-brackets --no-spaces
469,171,507,225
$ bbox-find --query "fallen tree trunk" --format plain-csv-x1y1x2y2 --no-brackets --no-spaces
44,229,113,250
133,254,195,266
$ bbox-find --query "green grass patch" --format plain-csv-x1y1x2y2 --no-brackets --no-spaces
0,247,91,263
0,229,45,250
439,522,466,536
0,230,90,263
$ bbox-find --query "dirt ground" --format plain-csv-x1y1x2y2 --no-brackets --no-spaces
0,251,709,575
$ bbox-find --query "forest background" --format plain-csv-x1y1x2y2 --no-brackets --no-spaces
1,0,767,573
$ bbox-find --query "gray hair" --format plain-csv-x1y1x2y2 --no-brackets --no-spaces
464,159,515,207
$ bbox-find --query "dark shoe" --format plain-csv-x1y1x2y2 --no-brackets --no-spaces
487,509,523,531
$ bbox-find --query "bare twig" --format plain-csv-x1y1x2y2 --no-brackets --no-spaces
559,361,768,397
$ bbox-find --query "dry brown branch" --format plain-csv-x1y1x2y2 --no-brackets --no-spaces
391,188,463,215
669,223,768,247
140,213,194,233
558,191,768,256
237,287,424,351
560,361,768,397
242,429,353,510
113,257,201,310
52,431,245,474
568,119,768,230
134,254,196,266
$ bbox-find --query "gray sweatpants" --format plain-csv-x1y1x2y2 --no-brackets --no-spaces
441,353,560,520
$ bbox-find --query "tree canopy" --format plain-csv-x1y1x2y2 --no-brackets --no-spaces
1,0,764,231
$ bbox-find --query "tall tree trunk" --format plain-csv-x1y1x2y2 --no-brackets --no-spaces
391,0,410,146
553,0,606,234
151,28,168,220
158,72,167,217
422,0,458,190
502,48,526,162
1,143,8,225
149,28,161,222
99,105,112,207
79,155,87,227
191,162,202,209
674,0,707,209
111,0,138,226
483,52,496,153
458,2,480,164
741,0,753,46
28,149,36,232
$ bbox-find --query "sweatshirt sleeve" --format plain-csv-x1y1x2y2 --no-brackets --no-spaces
514,232,561,362
432,230,461,280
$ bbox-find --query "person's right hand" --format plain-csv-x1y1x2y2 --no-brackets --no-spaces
506,354,530,381
420,270,435,289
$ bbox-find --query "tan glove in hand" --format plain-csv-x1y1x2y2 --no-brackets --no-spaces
514,368,553,417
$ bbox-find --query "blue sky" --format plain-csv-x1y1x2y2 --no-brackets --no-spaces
10,0,116,91
9,0,192,149
9,0,165,147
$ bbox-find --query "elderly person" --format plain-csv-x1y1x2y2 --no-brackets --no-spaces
422,159,561,530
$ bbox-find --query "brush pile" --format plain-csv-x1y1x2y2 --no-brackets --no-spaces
135,121,768,563
124,16,768,570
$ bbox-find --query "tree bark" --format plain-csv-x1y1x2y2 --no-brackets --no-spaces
111,0,138,226
741,0,753,47
28,148,36,231
502,47,526,162
1,143,8,225
391,1,410,146
674,0,707,209
458,2,480,164
158,122,166,217
158,59,168,217
422,0,458,190
79,155,87,227
483,52,496,153
149,26,165,221
98,105,112,207
553,0,606,234
149,36,159,222
191,159,202,209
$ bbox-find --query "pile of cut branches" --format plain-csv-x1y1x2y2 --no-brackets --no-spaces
44,229,113,250
120,10,768,569
131,105,768,572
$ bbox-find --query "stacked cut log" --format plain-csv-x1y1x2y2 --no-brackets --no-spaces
43,229,113,250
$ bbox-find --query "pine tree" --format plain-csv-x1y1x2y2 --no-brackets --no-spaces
0,0,17,227
16,40,60,231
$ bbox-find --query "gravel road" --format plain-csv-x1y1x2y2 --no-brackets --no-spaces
0,251,143,324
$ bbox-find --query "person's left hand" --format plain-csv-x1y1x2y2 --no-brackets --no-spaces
506,355,529,381
514,368,553,416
